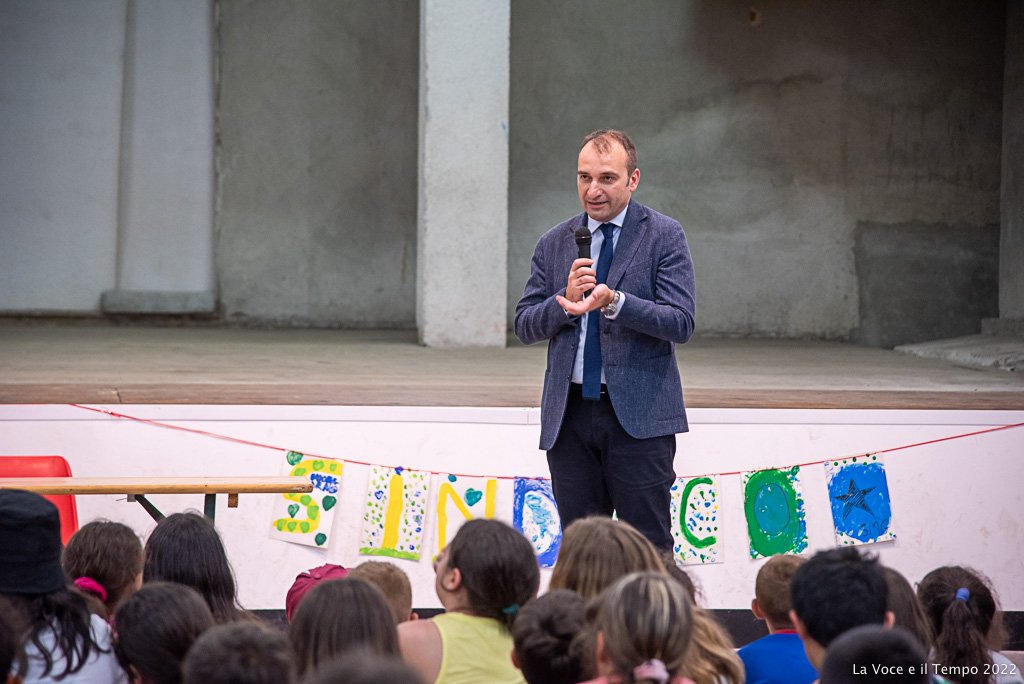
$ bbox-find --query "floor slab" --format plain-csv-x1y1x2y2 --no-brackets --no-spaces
2,325,1023,408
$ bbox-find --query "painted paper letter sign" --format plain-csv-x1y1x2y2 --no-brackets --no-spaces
512,478,561,568
435,474,496,553
825,455,896,546
670,476,722,565
269,451,342,548
359,465,430,561
743,466,808,560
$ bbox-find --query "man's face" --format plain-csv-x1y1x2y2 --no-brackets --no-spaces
577,139,640,223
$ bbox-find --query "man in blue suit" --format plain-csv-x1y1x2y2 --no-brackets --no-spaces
514,129,696,550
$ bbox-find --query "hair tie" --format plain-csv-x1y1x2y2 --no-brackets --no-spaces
633,659,670,684
502,603,520,616
955,587,970,602
74,577,108,603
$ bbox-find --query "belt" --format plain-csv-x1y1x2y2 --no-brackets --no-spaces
569,383,608,398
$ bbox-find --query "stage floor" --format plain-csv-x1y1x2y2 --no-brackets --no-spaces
2,324,1023,409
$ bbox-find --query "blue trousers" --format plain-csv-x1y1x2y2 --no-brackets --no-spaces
546,384,677,550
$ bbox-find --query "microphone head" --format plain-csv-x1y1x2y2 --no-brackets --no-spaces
574,225,592,246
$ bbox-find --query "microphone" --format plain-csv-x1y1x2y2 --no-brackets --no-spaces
574,225,591,260
574,224,593,298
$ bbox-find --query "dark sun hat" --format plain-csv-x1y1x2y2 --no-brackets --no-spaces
0,489,67,594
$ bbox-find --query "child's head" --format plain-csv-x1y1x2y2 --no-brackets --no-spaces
303,653,425,684
753,554,805,630
0,490,66,597
113,582,215,684
62,520,143,615
549,517,665,600
511,589,586,684
435,519,540,630
348,561,414,623
0,490,99,681
183,622,295,684
917,565,1001,684
591,572,694,684
883,566,932,652
820,625,929,684
680,607,745,684
790,547,889,649
285,563,348,623
289,577,399,678
143,512,246,623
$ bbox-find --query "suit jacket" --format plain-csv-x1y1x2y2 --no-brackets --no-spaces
514,200,696,450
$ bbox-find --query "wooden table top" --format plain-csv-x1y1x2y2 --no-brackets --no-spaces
0,476,312,496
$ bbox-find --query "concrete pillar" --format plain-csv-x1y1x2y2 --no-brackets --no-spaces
417,0,509,347
101,0,215,314
999,1,1024,329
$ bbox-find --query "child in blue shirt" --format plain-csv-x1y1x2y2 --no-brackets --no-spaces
738,554,818,684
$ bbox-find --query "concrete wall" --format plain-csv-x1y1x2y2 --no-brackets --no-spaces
1000,0,1024,322
0,2,1008,344
508,1,1004,342
0,1,126,312
216,1,419,327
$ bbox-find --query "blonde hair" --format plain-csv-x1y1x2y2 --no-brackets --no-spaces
348,561,413,624
549,517,665,600
680,608,746,684
594,572,694,684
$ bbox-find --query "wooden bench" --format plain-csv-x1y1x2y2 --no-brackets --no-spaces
0,476,313,523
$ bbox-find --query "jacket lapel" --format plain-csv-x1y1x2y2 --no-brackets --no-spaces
607,200,647,290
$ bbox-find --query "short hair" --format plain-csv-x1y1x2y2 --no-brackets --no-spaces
593,572,694,681
289,578,399,678
443,519,540,631
511,590,586,684
303,652,425,684
820,625,929,684
755,554,805,627
348,561,413,624
581,129,638,176
883,566,933,652
789,547,888,647
113,582,215,684
549,517,665,601
62,520,143,614
182,622,295,684
144,512,248,623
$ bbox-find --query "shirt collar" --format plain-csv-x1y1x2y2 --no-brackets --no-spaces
587,204,629,232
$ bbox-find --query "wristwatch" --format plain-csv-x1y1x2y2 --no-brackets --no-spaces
601,290,622,318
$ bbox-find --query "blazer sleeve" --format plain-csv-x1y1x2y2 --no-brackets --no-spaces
612,223,696,344
514,237,578,345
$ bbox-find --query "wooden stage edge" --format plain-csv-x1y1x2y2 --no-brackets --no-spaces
2,384,1024,411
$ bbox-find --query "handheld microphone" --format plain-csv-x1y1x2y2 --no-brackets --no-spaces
574,225,593,297
574,225,591,260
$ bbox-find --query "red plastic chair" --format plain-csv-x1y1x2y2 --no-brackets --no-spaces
0,455,80,544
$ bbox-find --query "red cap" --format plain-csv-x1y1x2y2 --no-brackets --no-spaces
285,563,348,622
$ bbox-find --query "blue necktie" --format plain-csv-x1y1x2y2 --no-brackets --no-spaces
581,223,615,400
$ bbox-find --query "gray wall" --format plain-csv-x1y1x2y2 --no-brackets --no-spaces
508,1,1005,343
0,0,126,312
1001,0,1024,322
0,1,1009,345
216,0,419,327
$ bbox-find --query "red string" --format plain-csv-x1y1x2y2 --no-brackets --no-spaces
67,404,532,480
68,404,1023,481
